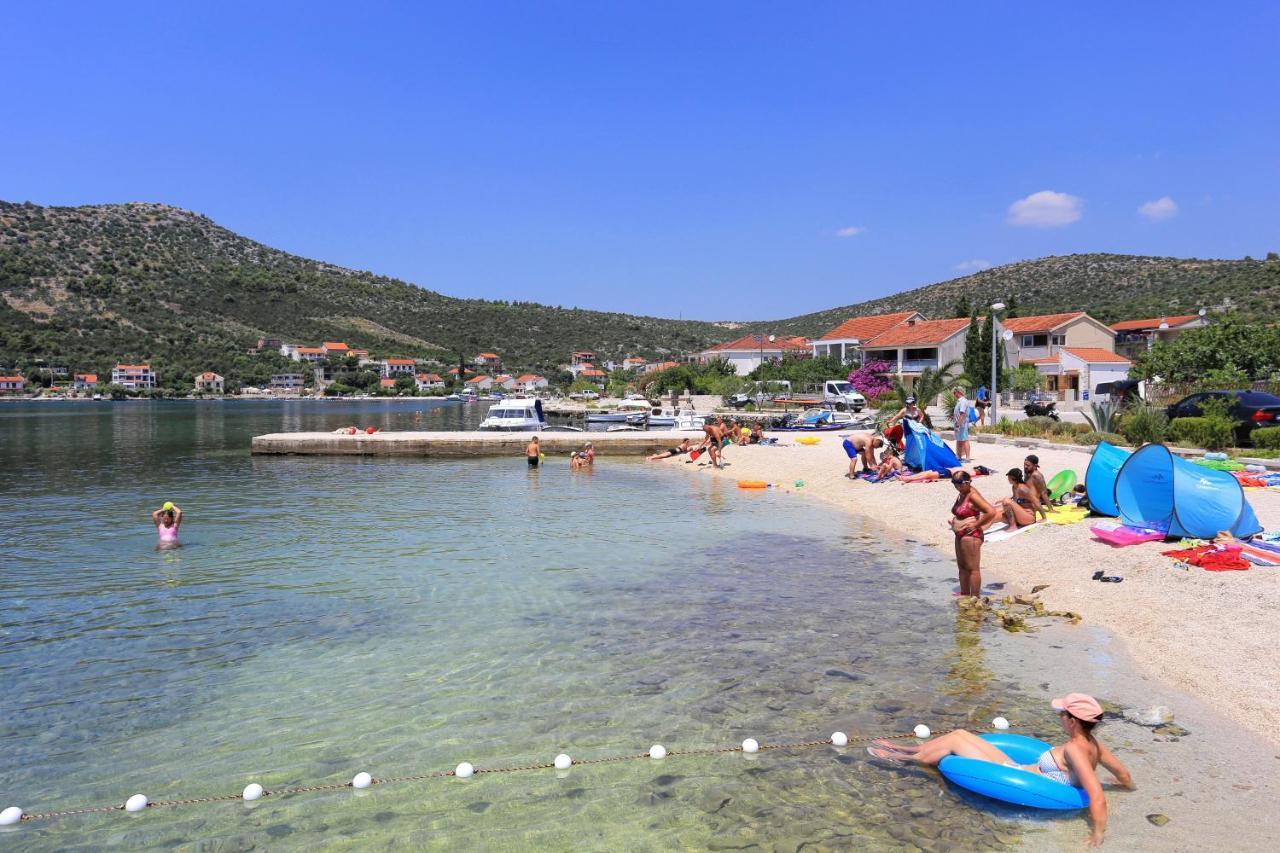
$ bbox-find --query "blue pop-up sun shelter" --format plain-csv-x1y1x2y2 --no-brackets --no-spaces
1084,441,1131,517
902,419,961,474
1113,443,1262,539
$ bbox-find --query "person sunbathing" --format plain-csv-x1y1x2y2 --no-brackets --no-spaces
897,464,994,484
868,694,1134,848
647,438,692,461
873,446,903,479
995,467,1046,529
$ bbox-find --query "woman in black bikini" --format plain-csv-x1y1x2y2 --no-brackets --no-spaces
996,467,1046,530
647,438,692,461
949,470,997,596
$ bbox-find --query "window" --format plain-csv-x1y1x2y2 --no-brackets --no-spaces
1051,334,1066,346
1021,334,1048,348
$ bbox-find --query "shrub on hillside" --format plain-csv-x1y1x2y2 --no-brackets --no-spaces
1168,417,1234,451
1250,426,1280,450
1119,407,1169,446
1075,431,1125,446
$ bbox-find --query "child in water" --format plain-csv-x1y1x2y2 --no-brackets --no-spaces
151,501,183,548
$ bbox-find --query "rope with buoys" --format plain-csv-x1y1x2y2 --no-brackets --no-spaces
1,717,1028,826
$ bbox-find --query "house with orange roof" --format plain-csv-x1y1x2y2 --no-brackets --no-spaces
622,357,646,371
570,351,595,367
466,374,494,390
1110,313,1208,359
73,373,98,391
1032,347,1133,401
0,375,25,395
643,361,681,374
475,352,502,370
415,373,445,391
698,334,811,376
515,374,549,391
810,311,924,363
348,348,371,364
194,372,225,394
860,317,973,384
381,357,417,378
111,364,156,390
378,377,398,391
295,346,327,364
492,374,518,390
322,341,350,356
1000,312,1116,367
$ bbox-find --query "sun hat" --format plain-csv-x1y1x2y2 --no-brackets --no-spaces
1051,693,1103,721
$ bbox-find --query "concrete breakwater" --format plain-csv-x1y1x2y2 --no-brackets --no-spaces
251,431,683,457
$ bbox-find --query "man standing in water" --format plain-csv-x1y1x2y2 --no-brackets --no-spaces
526,435,541,468
151,501,183,548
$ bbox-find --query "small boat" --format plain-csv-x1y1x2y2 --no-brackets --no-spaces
770,408,873,431
585,399,655,424
478,398,546,431
445,393,462,401
606,424,643,432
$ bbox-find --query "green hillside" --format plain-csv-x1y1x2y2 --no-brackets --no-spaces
0,201,731,388
755,253,1280,338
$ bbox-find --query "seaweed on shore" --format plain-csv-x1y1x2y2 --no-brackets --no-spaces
956,594,1081,632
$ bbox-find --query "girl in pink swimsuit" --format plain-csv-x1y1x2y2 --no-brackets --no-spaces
152,503,183,548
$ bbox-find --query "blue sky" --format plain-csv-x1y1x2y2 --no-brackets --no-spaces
3,2,1278,320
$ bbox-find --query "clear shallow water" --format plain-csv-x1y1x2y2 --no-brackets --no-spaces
1,401,1064,850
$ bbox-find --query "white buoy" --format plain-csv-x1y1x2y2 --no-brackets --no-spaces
455,762,475,779
351,772,372,789
913,724,932,739
0,807,22,826
830,732,848,747
242,783,264,801
742,738,760,754
554,753,572,770
649,744,667,759
993,716,1010,730
125,794,148,813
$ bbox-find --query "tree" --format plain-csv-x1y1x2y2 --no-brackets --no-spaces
1134,316,1280,381
961,310,985,389
953,295,971,319
394,374,416,394
1005,294,1019,318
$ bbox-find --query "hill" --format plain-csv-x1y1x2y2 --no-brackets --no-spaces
0,201,731,388
755,253,1280,339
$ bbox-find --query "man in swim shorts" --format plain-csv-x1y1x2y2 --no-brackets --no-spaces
526,436,540,468
844,433,884,477
699,417,726,468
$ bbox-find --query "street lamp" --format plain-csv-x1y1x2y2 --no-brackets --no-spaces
989,302,1010,424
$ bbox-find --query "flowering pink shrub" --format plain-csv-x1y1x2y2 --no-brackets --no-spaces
848,360,894,398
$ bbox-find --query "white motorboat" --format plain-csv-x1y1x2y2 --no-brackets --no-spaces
478,398,546,431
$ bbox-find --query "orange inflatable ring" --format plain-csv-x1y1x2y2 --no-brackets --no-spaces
737,480,769,489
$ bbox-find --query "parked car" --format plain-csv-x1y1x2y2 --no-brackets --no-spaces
1165,390,1280,446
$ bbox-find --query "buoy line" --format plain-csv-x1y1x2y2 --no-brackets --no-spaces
2,718,1027,827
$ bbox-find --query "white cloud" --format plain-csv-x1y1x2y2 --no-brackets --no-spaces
953,259,992,273
835,225,865,238
1138,196,1178,222
1006,190,1083,228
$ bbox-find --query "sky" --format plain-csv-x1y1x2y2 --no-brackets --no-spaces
3,2,1278,320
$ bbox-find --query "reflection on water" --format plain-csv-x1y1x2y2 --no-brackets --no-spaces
0,402,1055,849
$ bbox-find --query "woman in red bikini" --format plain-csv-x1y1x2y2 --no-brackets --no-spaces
949,470,997,596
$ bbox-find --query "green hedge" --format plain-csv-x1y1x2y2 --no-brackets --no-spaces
1252,426,1280,450
1120,407,1169,446
1075,431,1126,446
1168,417,1235,451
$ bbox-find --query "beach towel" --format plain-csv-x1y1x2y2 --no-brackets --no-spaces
1160,544,1250,571
1194,458,1245,472
1044,505,1089,525
985,522,1041,543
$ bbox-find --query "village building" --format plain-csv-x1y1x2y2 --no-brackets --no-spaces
475,352,502,371
295,347,327,364
112,364,157,390
381,358,417,377
698,334,811,376
73,373,98,391
1110,314,1209,359
270,373,306,393
466,375,494,391
0,375,26,395
515,374,549,392
415,373,445,391
194,372,225,394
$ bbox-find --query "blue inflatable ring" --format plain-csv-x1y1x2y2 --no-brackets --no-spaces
938,733,1089,810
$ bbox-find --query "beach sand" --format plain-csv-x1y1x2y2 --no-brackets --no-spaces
658,434,1280,747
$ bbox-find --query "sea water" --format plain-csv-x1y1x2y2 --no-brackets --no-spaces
2,401,1067,849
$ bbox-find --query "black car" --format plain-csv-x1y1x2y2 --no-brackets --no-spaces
1165,390,1280,446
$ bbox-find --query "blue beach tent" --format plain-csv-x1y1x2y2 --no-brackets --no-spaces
1113,443,1262,539
1084,441,1130,517
902,419,961,474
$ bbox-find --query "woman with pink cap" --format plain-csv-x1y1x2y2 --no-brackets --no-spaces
869,693,1134,846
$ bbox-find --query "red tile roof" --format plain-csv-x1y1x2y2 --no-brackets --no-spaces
296,347,325,355
1000,312,1085,333
379,378,396,387
1061,347,1131,364
114,364,151,370
466,376,491,384
75,373,98,382
416,373,443,381
817,311,920,342
650,361,680,371
0,375,24,383
516,374,545,382
384,358,416,365
322,341,349,351
478,352,500,359
705,334,810,353
579,368,606,376
863,317,970,347
1109,314,1201,332
197,372,221,380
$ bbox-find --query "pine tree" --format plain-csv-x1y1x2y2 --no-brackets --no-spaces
1005,294,1019,318
962,310,985,388
953,294,971,319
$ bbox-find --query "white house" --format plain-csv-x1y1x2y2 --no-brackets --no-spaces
279,343,301,359
73,373,98,391
859,317,972,393
415,373,445,391
622,357,646,371
466,375,494,391
194,372,225,394
492,374,518,390
382,358,416,377
1031,348,1132,402
1110,314,1209,359
516,374,549,392
810,312,923,363
271,373,305,393
112,364,157,390
698,335,811,376
0,375,25,395
475,352,502,370
295,347,327,363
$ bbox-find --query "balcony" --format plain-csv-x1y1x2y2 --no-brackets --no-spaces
899,359,940,373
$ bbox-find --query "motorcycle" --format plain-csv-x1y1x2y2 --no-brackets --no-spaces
1023,399,1060,421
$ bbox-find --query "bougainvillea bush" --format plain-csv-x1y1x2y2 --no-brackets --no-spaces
848,360,893,399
